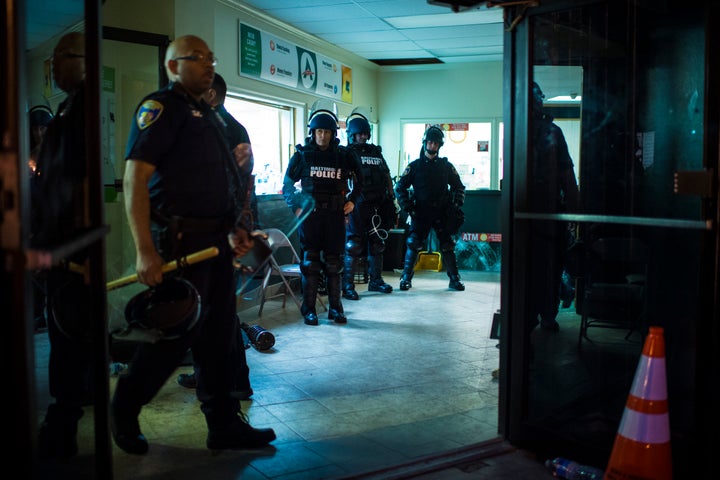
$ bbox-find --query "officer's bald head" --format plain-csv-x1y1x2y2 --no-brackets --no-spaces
164,35,215,100
52,32,86,93
165,35,208,75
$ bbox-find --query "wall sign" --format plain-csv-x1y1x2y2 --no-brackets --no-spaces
239,22,352,103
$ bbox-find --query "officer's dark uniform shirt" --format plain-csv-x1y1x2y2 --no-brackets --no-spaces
395,155,465,212
212,103,258,227
532,113,574,213
31,85,86,252
283,137,363,212
349,143,392,205
125,82,240,220
215,104,250,146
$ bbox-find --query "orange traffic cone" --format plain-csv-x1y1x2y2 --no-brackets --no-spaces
605,326,672,480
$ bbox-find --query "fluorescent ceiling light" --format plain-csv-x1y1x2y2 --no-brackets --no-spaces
546,95,582,103
386,9,502,29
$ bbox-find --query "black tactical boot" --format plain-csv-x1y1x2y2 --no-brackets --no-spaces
367,254,393,293
448,274,466,291
207,413,276,450
399,273,413,291
110,400,148,455
302,310,318,325
301,273,320,325
342,254,359,300
326,272,347,323
177,372,197,388
38,404,83,460
399,249,417,291
540,313,560,332
443,250,465,291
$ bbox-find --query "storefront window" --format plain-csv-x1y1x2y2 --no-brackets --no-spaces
401,121,498,189
225,96,294,195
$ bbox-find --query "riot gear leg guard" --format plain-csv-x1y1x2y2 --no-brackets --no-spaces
324,254,347,323
442,249,465,291
342,254,359,300
300,252,323,325
367,254,392,293
399,248,418,291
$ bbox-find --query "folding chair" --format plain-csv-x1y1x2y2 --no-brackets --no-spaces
257,228,326,316
577,237,648,348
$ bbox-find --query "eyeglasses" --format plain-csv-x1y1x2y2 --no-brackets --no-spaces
172,53,218,66
53,51,85,59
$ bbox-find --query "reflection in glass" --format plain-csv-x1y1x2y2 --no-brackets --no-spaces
521,2,704,469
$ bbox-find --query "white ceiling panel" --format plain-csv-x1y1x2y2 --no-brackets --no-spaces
240,0,504,64
25,0,504,65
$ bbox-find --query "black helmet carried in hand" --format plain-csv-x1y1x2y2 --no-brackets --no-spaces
125,277,201,341
29,105,53,127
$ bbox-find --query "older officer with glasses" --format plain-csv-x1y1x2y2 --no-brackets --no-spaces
115,34,275,455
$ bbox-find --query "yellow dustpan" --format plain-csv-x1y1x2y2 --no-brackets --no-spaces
414,251,442,271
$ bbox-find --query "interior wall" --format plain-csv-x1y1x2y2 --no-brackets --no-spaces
25,0,510,298
175,0,381,129
378,62,503,177
104,0,174,35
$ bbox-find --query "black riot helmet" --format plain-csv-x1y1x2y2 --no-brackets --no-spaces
307,109,338,136
124,277,201,341
423,125,445,147
532,82,545,117
29,105,53,128
345,113,371,144
422,125,445,155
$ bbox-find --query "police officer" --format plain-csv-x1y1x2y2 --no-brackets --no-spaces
32,31,93,461
176,73,256,397
395,125,466,291
282,106,363,325
342,111,397,300
117,34,275,454
528,82,580,332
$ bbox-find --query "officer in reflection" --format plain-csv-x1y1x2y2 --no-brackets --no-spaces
28,103,54,331
282,106,363,326
31,31,92,461
342,111,398,301
395,125,466,292
527,82,580,332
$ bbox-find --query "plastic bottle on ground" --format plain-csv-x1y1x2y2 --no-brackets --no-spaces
545,457,605,480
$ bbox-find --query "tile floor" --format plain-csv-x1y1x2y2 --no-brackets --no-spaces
34,269,551,479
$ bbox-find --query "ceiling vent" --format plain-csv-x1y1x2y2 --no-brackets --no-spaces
426,1,488,13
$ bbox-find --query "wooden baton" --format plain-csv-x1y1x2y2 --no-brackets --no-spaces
106,246,219,291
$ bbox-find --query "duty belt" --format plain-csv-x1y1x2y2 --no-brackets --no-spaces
152,210,232,234
312,194,344,212
177,217,231,233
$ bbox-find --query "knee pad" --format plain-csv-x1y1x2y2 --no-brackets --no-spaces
345,237,363,257
406,234,424,252
324,254,343,275
440,240,456,253
301,251,323,275
369,240,385,256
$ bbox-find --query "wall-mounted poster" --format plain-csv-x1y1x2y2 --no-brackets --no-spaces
239,21,352,103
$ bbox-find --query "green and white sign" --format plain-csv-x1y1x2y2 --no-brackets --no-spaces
239,22,351,102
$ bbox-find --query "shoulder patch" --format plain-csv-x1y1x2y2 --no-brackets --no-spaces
401,165,411,176
136,100,164,130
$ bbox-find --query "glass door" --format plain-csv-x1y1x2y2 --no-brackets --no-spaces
503,0,718,475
